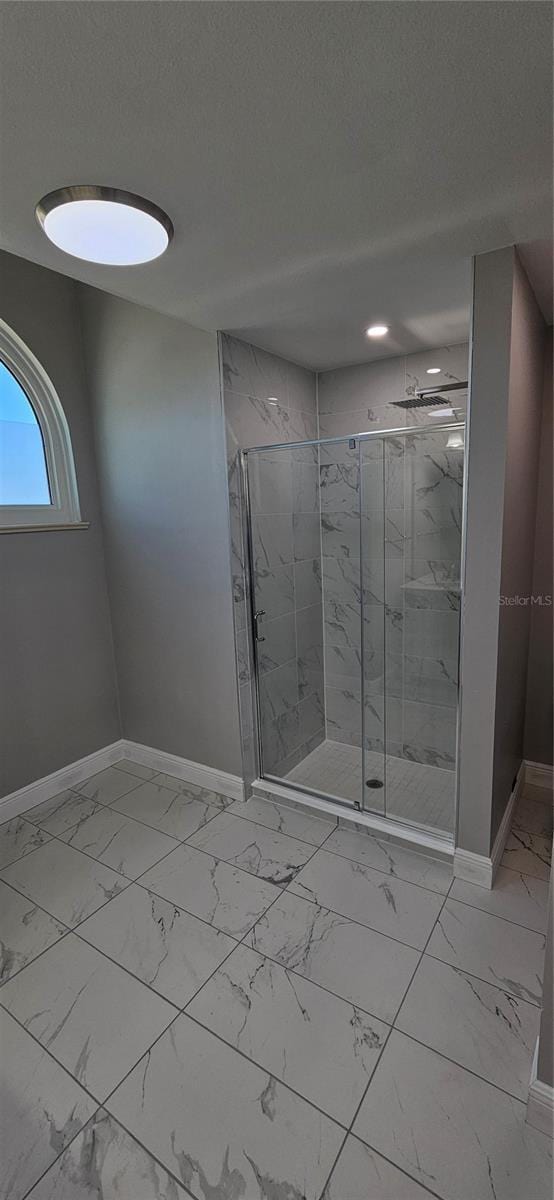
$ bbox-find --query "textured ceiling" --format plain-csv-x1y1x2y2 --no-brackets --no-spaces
0,2,551,368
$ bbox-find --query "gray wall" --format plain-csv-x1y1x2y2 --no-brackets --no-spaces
491,255,547,841
524,329,553,768
0,251,119,795
458,247,546,857
220,334,320,788
80,289,241,777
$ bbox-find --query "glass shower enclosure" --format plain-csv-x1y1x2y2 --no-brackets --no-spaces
241,421,465,840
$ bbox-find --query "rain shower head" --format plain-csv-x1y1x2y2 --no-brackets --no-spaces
392,393,448,411
392,379,468,411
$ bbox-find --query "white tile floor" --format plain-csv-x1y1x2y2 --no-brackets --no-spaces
287,737,455,834
0,759,552,1199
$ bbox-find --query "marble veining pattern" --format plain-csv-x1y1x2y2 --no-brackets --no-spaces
395,954,540,1100
450,867,549,934
353,1031,552,1200
107,1014,344,1200
187,942,389,1124
0,838,128,927
426,898,545,1005
140,842,281,938
74,767,142,807
0,879,67,983
59,804,180,879
24,790,100,836
187,811,315,886
0,816,51,870
228,794,336,845
111,779,222,841
1,764,550,1200
151,773,236,810
1,933,176,1101
246,889,419,1023
289,848,444,948
78,882,236,1005
324,824,452,893
25,1109,189,1199
501,829,552,881
0,1006,96,1200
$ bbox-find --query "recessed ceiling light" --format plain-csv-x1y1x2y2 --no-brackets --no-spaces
427,367,442,374
35,185,173,265
366,324,389,338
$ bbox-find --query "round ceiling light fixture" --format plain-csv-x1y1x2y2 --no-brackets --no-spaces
366,324,389,338
35,186,174,266
426,367,442,374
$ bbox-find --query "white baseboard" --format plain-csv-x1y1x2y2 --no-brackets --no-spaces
524,760,554,794
454,761,524,889
452,846,494,889
0,740,126,823
527,1039,554,1138
0,738,245,823
120,739,245,802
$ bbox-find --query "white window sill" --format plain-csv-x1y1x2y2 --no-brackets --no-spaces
0,521,90,534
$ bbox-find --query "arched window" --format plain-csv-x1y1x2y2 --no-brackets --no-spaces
0,319,81,528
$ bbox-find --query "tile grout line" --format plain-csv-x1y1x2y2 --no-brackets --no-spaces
9,1010,198,1200
386,876,456,1031
20,1103,197,1200
2,806,332,1059
179,1006,350,1133
37,788,227,846
2,999,186,1194
319,1132,445,1200
315,878,459,1200
1,808,329,986
421,950,543,1009
0,869,136,989
317,842,452,896
384,1023,538,1107
3,804,546,1013
5,781,548,1198
218,803,338,848
443,890,549,935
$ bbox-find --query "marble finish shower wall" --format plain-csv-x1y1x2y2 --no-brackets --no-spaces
221,335,323,788
318,343,468,770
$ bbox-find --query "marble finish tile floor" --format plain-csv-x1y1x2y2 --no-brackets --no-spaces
287,737,455,834
0,761,551,1199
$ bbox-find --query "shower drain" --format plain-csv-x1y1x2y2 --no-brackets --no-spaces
365,778,384,788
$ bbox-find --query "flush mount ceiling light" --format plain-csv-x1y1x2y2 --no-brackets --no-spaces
366,324,389,338
35,186,174,265
426,367,442,374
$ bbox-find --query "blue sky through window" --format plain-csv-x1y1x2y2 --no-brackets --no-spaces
0,361,51,504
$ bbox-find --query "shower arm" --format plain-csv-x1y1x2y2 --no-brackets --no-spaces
414,380,468,398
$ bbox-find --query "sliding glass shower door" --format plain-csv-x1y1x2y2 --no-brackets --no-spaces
245,435,385,813
245,442,328,790
243,421,463,833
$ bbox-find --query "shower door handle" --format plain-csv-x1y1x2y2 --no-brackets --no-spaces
254,610,266,642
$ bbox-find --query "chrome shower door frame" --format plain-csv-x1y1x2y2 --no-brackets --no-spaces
240,421,465,829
